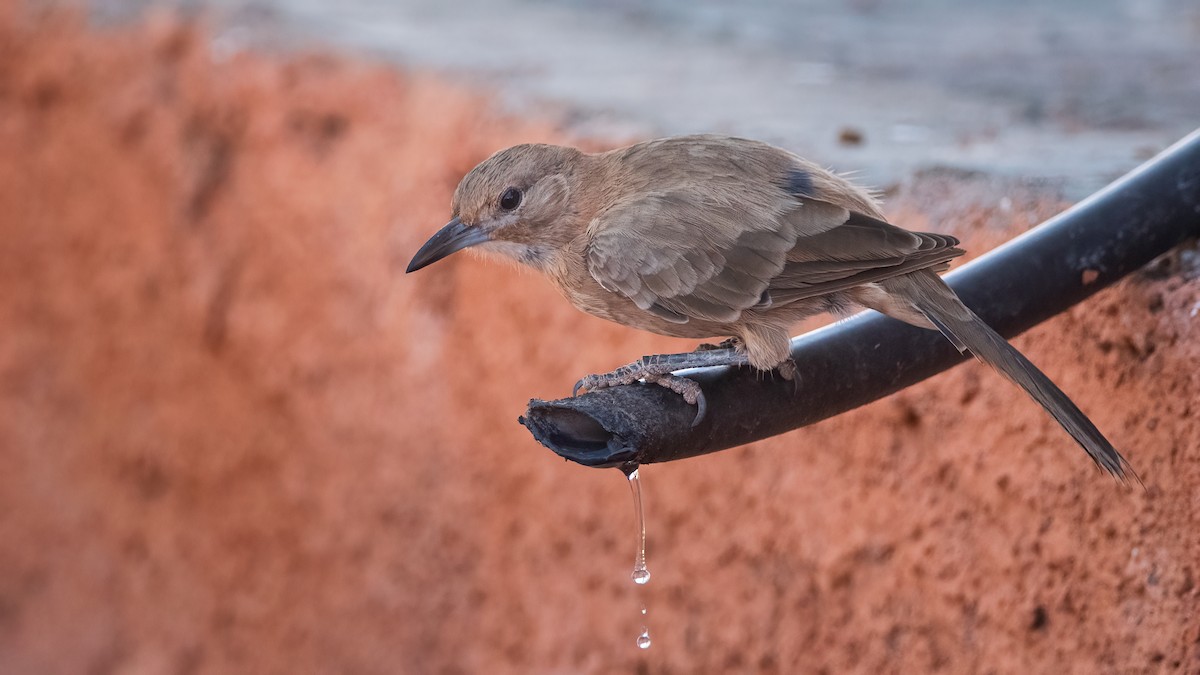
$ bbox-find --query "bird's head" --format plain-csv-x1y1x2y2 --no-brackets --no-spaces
406,143,584,273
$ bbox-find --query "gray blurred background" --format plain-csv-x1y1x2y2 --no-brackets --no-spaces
93,0,1200,197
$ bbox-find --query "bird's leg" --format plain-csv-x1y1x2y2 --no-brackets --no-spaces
696,336,743,352
572,348,750,426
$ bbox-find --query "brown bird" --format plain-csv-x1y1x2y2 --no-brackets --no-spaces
407,134,1129,478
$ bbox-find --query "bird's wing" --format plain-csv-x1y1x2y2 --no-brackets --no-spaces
588,197,964,321
766,211,964,305
585,189,855,323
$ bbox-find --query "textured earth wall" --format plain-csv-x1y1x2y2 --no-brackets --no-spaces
1,8,1198,674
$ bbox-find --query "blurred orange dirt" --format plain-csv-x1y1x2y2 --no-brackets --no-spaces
1,7,1199,674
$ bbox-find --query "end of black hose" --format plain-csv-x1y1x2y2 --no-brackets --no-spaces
520,398,636,468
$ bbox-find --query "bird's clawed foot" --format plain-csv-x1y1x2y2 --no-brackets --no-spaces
572,348,750,426
777,358,800,393
646,373,707,425
696,336,743,352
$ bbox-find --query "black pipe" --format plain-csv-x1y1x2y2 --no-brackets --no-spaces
519,130,1200,468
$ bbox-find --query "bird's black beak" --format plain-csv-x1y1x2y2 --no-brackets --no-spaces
406,217,489,273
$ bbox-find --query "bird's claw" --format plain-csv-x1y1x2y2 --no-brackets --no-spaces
571,376,590,397
777,358,800,394
571,365,708,425
696,336,743,352
651,375,708,426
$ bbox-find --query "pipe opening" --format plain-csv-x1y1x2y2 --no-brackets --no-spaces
520,405,634,467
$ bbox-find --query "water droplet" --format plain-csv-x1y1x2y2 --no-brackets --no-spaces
622,464,653,651
625,465,649,586
637,629,651,650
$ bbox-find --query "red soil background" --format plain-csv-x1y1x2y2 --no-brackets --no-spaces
1,7,1198,674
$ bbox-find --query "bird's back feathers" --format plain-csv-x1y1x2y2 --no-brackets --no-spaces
584,135,960,326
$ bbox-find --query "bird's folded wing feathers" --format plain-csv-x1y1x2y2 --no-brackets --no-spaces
587,193,963,323
766,212,964,305
586,192,850,323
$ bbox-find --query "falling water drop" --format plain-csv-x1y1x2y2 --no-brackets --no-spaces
637,606,650,648
623,463,652,650
625,465,650,586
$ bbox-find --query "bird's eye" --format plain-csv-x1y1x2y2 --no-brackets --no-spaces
499,187,523,211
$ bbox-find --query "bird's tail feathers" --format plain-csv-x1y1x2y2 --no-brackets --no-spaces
883,270,1133,481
